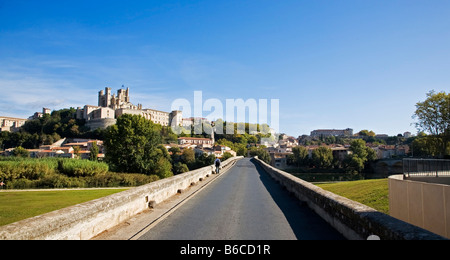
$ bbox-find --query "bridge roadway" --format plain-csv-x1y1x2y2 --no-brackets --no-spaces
137,158,344,240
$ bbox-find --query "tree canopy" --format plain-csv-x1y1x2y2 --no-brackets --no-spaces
413,91,450,157
311,146,333,169
104,114,172,178
290,146,309,167
345,139,377,173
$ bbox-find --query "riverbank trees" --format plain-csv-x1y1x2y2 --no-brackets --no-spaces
413,90,449,158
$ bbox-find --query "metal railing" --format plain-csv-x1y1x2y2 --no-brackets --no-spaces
403,158,450,178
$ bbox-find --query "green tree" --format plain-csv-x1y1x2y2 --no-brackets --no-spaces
89,141,99,161
248,146,271,164
234,143,248,156
413,90,450,158
12,146,30,158
104,114,172,178
169,146,181,163
73,146,81,159
173,162,189,174
222,152,233,161
312,146,333,169
247,135,258,145
358,130,376,137
346,155,365,174
291,146,309,167
181,148,196,168
345,139,377,173
411,134,439,157
10,108,89,149
194,153,216,168
216,138,247,156
153,146,173,179
161,126,179,144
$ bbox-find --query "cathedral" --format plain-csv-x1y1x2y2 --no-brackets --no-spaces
98,86,142,110
76,86,182,130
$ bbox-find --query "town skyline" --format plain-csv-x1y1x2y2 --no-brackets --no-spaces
2,1,449,137
1,85,417,138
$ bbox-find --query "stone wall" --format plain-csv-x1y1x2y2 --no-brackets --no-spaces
85,118,117,130
0,156,242,240
253,157,446,240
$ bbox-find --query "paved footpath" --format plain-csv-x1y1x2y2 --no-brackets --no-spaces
136,158,344,240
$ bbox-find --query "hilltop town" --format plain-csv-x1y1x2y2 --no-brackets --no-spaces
1,86,417,176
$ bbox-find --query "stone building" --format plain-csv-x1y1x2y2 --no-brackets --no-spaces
76,87,183,130
0,116,27,132
178,137,214,147
310,128,353,138
98,86,142,110
29,108,51,120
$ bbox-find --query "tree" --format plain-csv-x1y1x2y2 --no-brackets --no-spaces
12,146,29,158
413,90,450,157
311,146,333,169
104,114,172,178
346,155,365,174
173,162,189,175
345,139,377,173
247,135,258,145
222,152,233,161
216,138,247,156
153,146,173,179
73,146,81,159
248,146,271,164
89,141,99,161
194,153,216,168
8,108,90,150
358,130,376,137
291,146,309,167
234,143,247,156
181,148,196,168
161,126,178,144
169,146,181,163
411,133,439,157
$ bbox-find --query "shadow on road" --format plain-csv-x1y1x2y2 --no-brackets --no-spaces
250,158,345,240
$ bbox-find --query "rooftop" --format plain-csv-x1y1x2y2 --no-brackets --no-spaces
178,137,212,140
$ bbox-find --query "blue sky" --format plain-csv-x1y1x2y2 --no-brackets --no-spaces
1,0,449,136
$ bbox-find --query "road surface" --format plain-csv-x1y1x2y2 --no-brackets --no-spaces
138,158,344,240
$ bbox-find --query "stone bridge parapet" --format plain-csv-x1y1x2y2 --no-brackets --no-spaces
253,157,446,240
0,156,242,240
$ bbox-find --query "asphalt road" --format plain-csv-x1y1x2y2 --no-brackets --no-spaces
138,158,344,240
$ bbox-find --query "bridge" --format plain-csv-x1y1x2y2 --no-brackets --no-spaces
134,158,343,240
0,157,445,240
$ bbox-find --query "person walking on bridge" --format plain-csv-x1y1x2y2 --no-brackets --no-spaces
214,158,221,174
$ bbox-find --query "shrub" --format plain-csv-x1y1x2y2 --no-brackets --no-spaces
8,178,34,189
0,159,57,181
0,157,157,189
57,159,109,177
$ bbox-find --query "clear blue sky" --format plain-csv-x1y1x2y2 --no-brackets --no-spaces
1,0,449,136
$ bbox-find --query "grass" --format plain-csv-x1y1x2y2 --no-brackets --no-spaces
316,179,389,214
0,176,390,227
0,188,128,226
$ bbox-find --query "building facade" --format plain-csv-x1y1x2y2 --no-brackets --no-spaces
76,87,183,130
178,137,214,147
98,86,142,111
0,116,27,132
310,128,353,138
